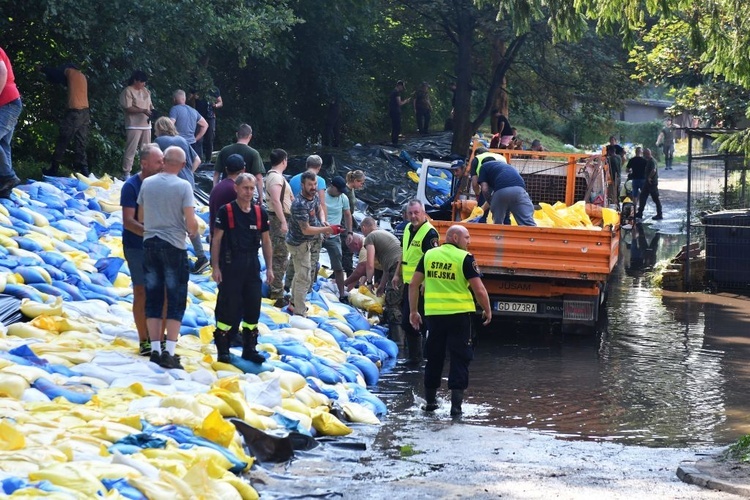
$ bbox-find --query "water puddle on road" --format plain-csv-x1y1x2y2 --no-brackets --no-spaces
374,224,750,449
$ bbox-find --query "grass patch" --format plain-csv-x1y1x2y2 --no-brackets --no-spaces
399,444,422,457
476,125,577,153
725,434,750,462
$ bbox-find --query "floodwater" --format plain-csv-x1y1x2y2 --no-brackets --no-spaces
371,222,750,449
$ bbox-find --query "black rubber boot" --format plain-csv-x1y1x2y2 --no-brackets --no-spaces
241,328,265,363
388,323,405,350
405,333,423,365
450,389,464,417
214,330,231,363
422,387,438,412
228,328,242,348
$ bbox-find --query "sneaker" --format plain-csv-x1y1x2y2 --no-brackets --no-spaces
159,351,184,369
652,214,664,220
149,350,161,364
339,296,349,305
272,296,290,308
191,256,210,274
139,340,152,356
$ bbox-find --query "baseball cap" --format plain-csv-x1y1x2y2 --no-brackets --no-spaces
331,176,348,194
225,154,246,173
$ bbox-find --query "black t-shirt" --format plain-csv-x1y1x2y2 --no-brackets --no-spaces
215,201,269,254
389,90,401,116
626,156,648,180
606,144,625,157
415,245,482,280
497,115,513,136
405,223,440,254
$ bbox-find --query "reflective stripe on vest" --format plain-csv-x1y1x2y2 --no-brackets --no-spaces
401,221,435,284
423,244,475,315
475,152,505,177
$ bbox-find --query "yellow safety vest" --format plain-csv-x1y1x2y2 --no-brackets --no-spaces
475,152,506,177
401,221,435,284
423,244,476,316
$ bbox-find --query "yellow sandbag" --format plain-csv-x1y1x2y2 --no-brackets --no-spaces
29,463,107,497
328,319,354,338
348,286,384,315
22,297,64,319
160,394,214,419
129,473,191,500
571,201,594,227
23,232,55,250
311,408,352,436
195,393,238,418
0,234,18,248
281,397,312,416
113,272,132,289
341,402,381,425
461,205,484,222
1,363,51,384
18,206,49,227
73,461,142,480
223,476,260,500
539,202,572,228
208,388,249,420
182,461,243,500
294,386,330,408
0,420,25,450
601,207,620,226
6,322,51,339
196,409,236,447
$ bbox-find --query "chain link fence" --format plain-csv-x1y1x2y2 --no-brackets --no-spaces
687,128,750,291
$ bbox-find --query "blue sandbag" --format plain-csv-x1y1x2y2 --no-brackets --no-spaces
28,283,68,299
307,357,343,385
38,251,69,268
361,333,398,359
32,378,94,404
280,355,319,379
265,359,298,373
0,258,17,269
306,316,349,344
88,198,102,211
347,383,387,416
4,283,45,302
305,377,340,400
51,280,86,301
316,355,359,384
12,237,44,252
13,266,50,284
344,311,371,332
5,206,34,225
0,244,8,255
225,353,272,375
179,326,199,336
40,264,67,282
79,288,117,304
267,340,312,360
95,257,124,283
101,478,148,500
347,354,380,386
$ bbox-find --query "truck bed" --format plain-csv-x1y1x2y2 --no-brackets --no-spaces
431,221,619,281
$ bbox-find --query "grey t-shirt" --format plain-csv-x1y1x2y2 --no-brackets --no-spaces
169,104,202,145
286,193,321,246
154,135,199,189
364,229,402,272
137,172,195,250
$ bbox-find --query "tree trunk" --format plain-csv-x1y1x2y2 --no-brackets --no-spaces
450,13,477,156
490,38,508,134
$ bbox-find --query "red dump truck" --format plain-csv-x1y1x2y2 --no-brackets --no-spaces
414,144,619,332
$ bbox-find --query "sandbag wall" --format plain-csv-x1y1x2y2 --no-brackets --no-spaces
0,175,397,499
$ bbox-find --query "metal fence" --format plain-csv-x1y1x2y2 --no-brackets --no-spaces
687,128,750,291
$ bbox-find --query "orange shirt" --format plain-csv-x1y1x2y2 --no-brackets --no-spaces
65,68,88,109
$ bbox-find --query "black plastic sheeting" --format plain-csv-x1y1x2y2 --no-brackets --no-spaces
194,132,462,221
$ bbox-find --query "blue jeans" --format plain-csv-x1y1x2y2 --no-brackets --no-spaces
143,236,189,320
0,99,22,178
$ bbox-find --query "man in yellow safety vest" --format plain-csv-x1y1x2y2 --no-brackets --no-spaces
409,224,491,417
392,199,439,363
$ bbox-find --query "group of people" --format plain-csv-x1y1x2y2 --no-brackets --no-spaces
121,131,492,419
120,71,222,181
389,80,434,145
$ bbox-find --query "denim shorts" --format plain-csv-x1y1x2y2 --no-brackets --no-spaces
123,246,145,286
143,236,189,320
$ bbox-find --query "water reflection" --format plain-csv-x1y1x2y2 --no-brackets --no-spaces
379,229,750,448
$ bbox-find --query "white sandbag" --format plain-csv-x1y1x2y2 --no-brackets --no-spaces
21,387,51,403
241,376,282,409
288,315,317,331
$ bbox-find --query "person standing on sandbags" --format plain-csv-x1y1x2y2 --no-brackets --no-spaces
210,173,274,363
138,146,198,369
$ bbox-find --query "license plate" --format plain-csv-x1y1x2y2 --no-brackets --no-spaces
495,301,537,313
